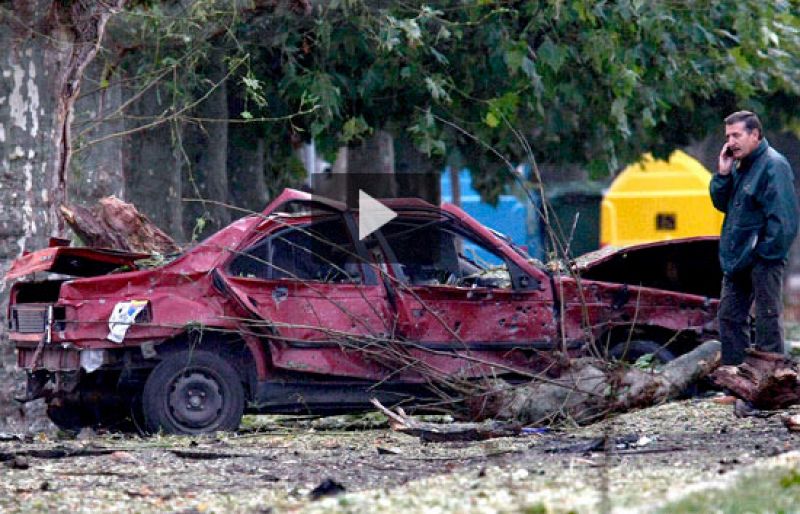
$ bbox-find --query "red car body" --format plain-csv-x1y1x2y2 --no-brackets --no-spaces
6,189,721,434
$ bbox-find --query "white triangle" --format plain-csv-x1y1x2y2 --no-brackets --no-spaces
358,190,397,240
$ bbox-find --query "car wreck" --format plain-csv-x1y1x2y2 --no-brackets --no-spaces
5,188,721,435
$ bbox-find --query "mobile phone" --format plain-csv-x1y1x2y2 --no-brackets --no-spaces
724,146,733,157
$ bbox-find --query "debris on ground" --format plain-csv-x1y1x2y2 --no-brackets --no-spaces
781,413,800,432
371,399,522,442
309,478,347,500
0,400,797,513
734,399,776,419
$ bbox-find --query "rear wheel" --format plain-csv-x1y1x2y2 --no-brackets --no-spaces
142,350,245,435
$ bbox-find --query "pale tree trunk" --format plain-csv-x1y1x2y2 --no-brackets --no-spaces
313,131,395,203
182,45,230,240
0,0,125,431
0,0,123,262
347,130,395,178
69,55,125,205
394,132,441,204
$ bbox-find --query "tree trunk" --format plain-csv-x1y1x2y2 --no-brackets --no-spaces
0,0,125,431
123,82,184,242
711,351,800,409
314,131,396,203
69,55,126,205
393,132,441,204
182,45,230,240
347,130,395,176
228,125,268,215
60,196,180,254
470,340,721,426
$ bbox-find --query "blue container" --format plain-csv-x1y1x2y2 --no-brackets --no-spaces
440,168,544,263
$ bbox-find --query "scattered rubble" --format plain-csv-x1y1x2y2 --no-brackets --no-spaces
2,400,795,513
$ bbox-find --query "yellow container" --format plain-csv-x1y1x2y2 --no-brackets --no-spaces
600,150,724,247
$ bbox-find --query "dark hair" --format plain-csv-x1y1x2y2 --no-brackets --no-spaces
724,111,763,138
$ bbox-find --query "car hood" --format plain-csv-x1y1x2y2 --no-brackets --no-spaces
5,247,150,280
576,236,721,298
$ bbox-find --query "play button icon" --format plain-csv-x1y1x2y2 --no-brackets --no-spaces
358,190,397,240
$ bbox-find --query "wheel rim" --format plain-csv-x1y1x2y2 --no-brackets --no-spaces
166,370,225,431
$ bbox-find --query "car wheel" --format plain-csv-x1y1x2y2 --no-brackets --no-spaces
608,340,675,365
142,350,245,435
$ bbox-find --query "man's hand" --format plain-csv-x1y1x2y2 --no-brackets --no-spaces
718,143,734,176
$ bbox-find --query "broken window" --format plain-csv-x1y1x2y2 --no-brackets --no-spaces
378,218,511,288
229,216,362,283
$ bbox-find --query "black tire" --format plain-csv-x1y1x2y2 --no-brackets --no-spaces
608,340,675,364
142,350,245,435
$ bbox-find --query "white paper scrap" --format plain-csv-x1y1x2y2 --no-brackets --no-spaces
107,300,148,343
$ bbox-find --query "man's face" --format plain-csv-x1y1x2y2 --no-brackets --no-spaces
725,121,761,160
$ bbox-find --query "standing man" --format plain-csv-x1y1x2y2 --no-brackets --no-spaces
710,110,799,365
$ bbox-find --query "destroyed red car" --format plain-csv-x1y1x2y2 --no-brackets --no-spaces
6,189,721,434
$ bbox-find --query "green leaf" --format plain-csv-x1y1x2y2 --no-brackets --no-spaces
521,56,539,81
240,111,253,120
485,111,500,127
505,46,525,75
537,39,568,73
611,97,630,137
340,116,372,143
424,76,450,103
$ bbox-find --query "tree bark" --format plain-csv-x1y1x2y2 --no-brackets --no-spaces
123,81,184,241
0,0,125,431
182,45,230,240
60,196,180,254
228,131,268,215
394,132,440,204
469,340,721,426
69,54,126,205
711,350,800,409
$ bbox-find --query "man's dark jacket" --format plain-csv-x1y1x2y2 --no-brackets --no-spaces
710,138,799,275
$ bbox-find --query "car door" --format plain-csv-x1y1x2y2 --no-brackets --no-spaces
374,215,559,379
220,212,397,380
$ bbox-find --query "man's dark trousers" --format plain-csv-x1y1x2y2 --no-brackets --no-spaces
718,258,786,365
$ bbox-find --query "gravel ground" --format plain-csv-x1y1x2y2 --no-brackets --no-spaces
1,398,799,513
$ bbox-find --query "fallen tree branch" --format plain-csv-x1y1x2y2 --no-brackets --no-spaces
370,399,521,442
372,342,722,439
473,340,722,426
60,196,180,254
711,350,800,409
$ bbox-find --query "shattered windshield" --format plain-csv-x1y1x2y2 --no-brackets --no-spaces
379,218,512,288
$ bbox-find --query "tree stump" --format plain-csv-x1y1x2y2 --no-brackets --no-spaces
711,350,800,409
60,196,180,255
